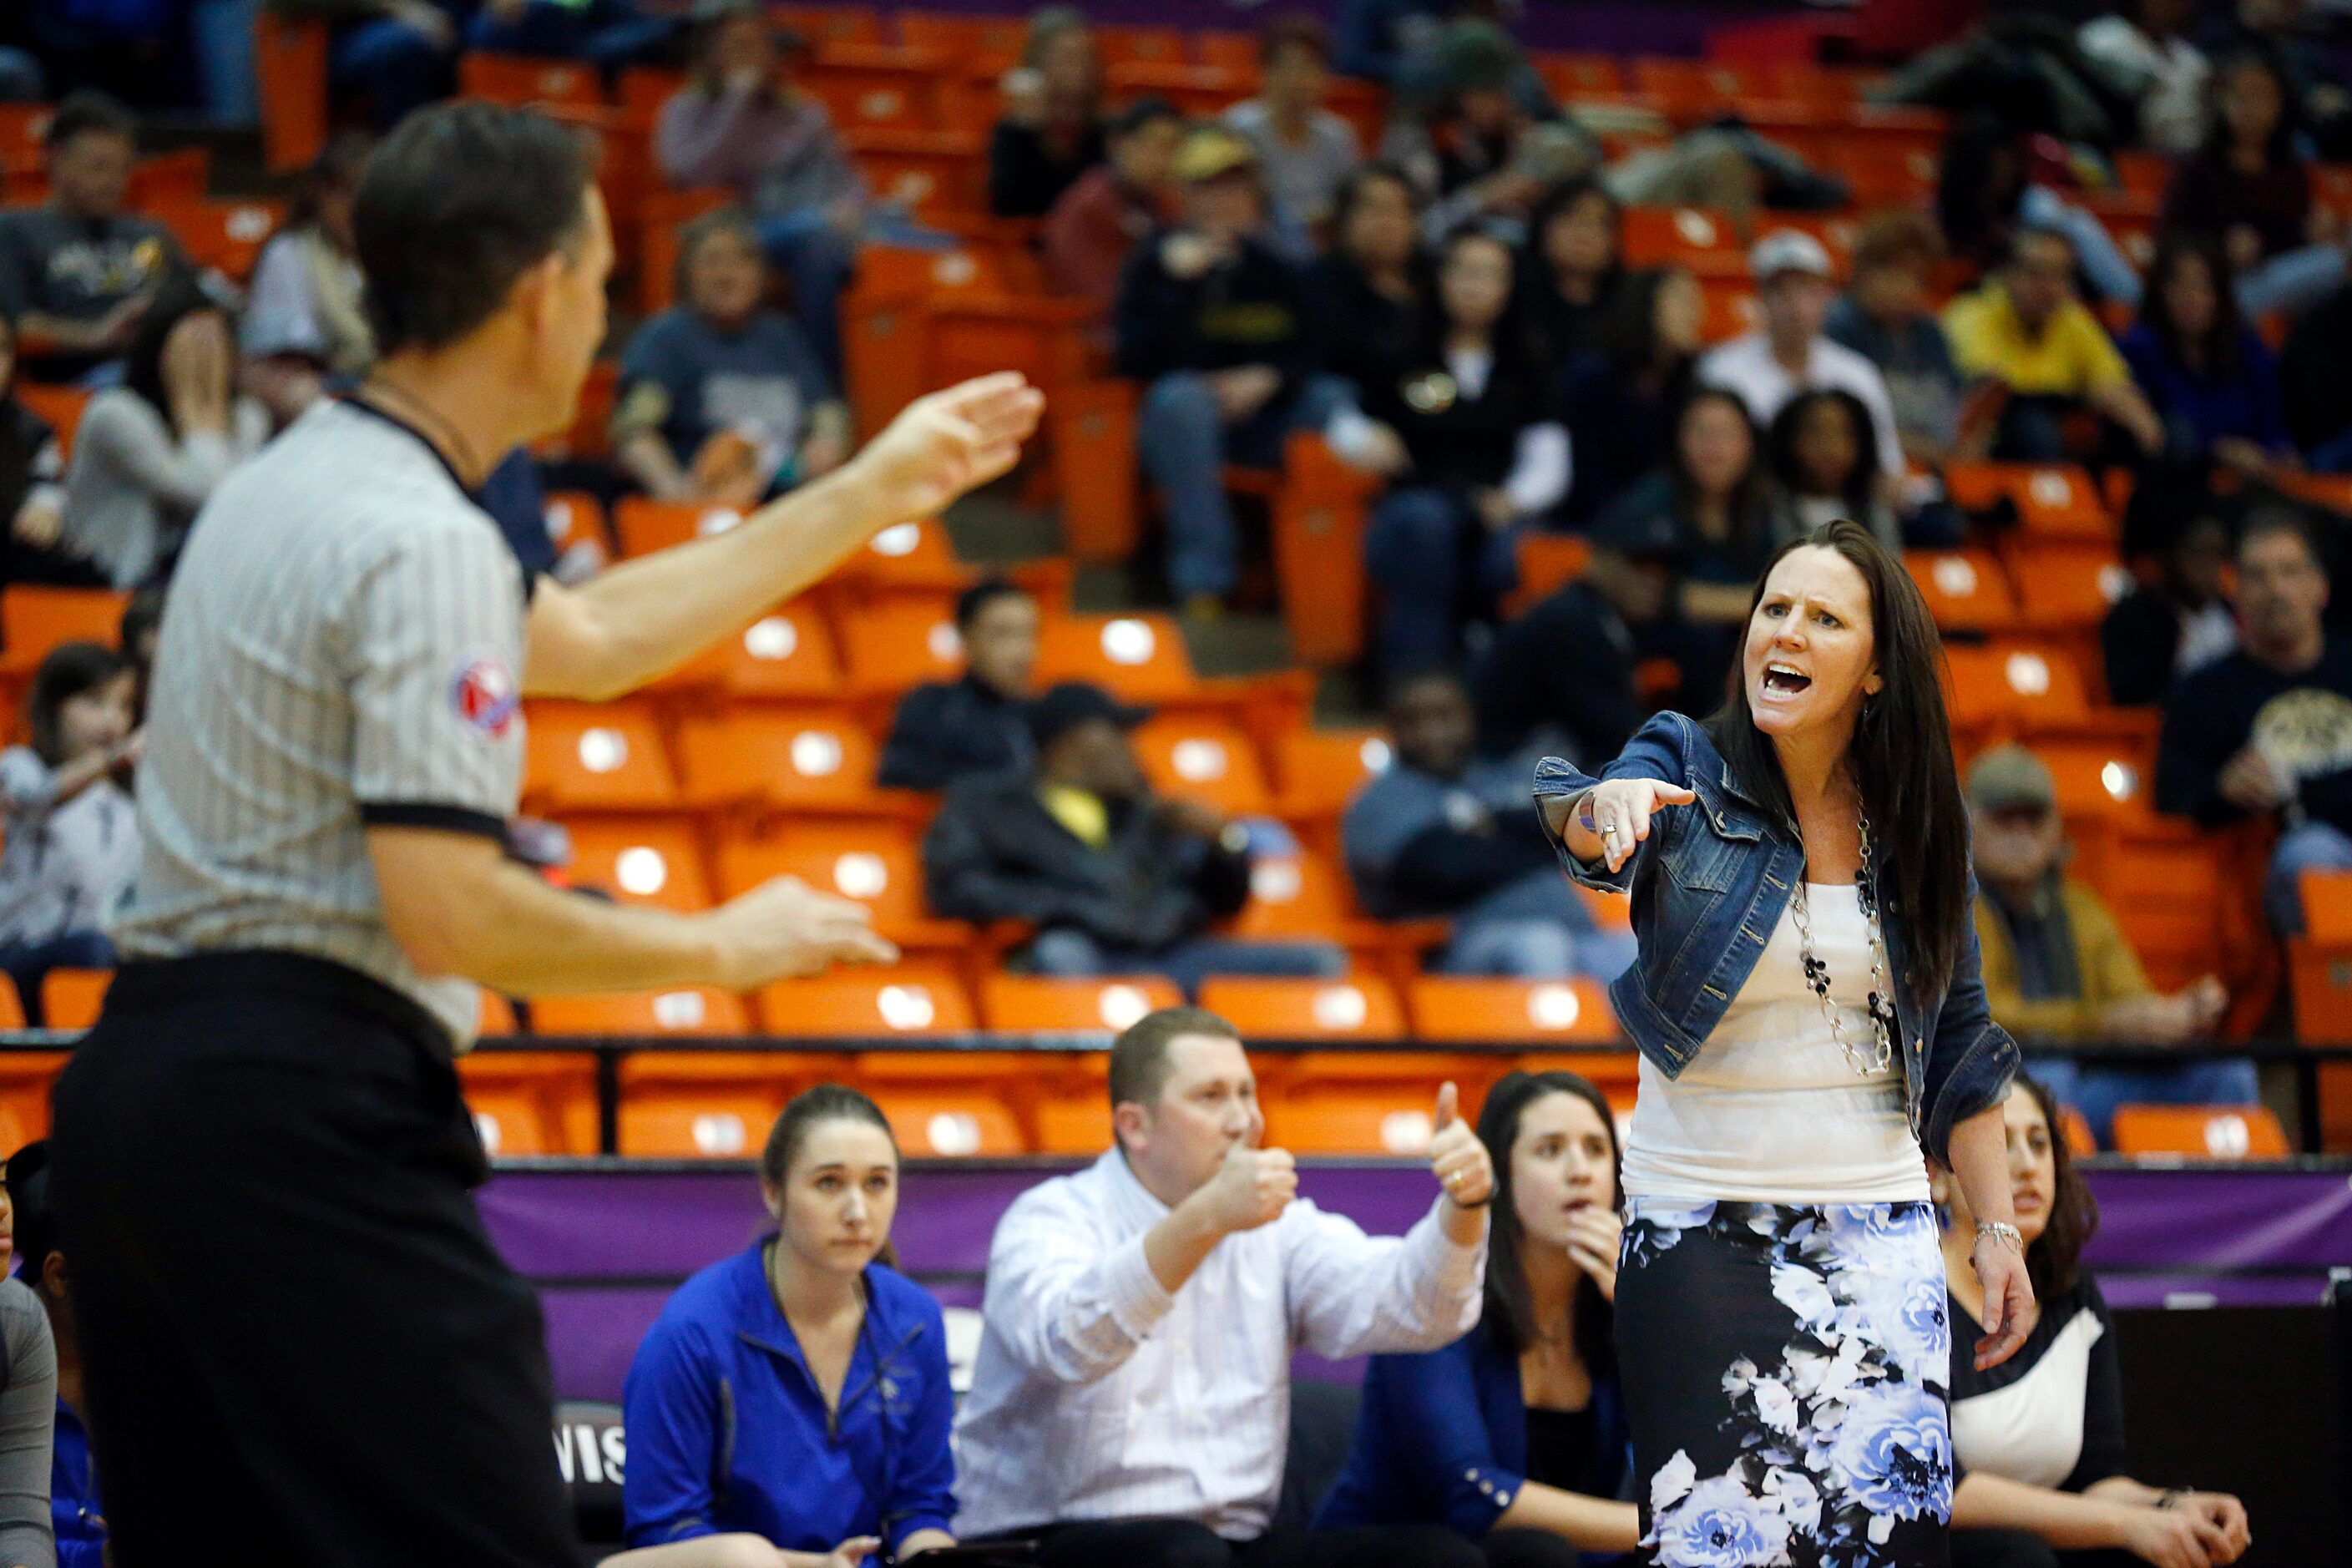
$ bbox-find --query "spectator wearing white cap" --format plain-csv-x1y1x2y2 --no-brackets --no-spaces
1697,230,1907,488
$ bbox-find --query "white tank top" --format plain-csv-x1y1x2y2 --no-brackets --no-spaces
1621,883,1931,1204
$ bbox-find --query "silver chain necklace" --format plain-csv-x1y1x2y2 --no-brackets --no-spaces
1788,807,1898,1078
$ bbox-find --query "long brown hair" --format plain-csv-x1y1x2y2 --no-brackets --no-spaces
1477,1071,1620,1377
1705,518,1972,1009
2015,1074,2099,1300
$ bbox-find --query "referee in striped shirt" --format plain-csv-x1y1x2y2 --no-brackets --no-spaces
48,103,1040,1566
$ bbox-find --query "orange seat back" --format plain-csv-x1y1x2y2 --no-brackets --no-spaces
615,1050,847,1157
559,817,714,913
523,701,679,813
2011,545,2132,636
1945,463,2112,540
756,965,976,1036
611,498,753,559
144,197,284,282
1272,728,1393,821
1406,977,1621,1044
1619,205,1744,270
717,823,936,937
40,969,110,1031
1035,613,1198,703
1131,717,1272,817
458,52,603,107
457,1051,601,1156
2109,1104,2288,1160
1942,644,2091,733
1227,851,1353,943
830,518,972,596
854,1051,1031,1154
655,604,843,702
0,587,129,676
12,384,90,463
675,709,882,813
2057,1104,2097,1158
842,594,966,696
1904,549,2018,634
1263,1051,1495,1154
977,974,1184,1033
1196,976,1406,1040
531,988,752,1035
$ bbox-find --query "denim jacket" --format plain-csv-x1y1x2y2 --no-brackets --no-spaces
1531,711,2018,1165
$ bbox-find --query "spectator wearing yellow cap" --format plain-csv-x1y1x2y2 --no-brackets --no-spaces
1967,744,2250,1144
1113,124,1348,618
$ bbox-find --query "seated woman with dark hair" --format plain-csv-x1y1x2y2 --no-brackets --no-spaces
1305,164,1432,412
1557,266,1704,525
1762,388,1902,552
1522,180,1630,365
1940,1077,2252,1568
1318,1070,1638,1565
2117,233,2292,478
625,1085,959,1564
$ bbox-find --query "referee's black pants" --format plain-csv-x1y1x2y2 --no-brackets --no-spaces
49,953,577,1567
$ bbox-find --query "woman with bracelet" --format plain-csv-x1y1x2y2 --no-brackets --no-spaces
1534,518,2031,1565
1942,1077,2251,1568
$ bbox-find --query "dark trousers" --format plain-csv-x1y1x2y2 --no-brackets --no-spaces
1019,1519,1587,1568
49,952,576,1567
1950,1531,2139,1568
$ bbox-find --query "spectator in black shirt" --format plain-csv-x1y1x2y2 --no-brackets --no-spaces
879,578,1039,792
1117,126,1335,617
1558,265,1705,525
1303,164,1430,411
0,94,186,386
1522,177,1629,365
1596,385,1774,644
2156,510,2352,934
2102,505,2237,706
1940,1075,2252,1568
1353,226,1567,678
987,6,1107,219
2278,274,2352,468
923,681,1345,995
1471,505,1716,764
1344,671,1634,979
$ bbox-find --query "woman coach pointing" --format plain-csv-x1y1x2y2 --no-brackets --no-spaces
49,101,1041,1567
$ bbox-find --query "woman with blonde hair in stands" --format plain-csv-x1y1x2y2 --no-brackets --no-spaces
624,1085,959,1565
1535,518,2030,1565
1940,1076,2251,1568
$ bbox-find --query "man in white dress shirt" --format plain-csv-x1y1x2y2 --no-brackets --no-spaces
1698,228,1907,482
956,1006,1495,1568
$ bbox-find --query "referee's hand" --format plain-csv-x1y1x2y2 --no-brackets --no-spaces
842,372,1046,525
706,877,899,989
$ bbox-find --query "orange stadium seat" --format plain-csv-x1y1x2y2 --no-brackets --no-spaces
616,1050,847,1156
1905,549,2018,635
1264,1051,1497,1154
1226,850,1353,943
2011,545,2132,637
1943,645,2091,734
126,147,209,205
895,12,1027,73
1945,463,2112,541
12,385,89,461
1103,61,1248,119
830,517,972,597
853,1051,1031,1154
0,1049,63,1153
531,987,753,1035
1407,977,1621,1044
146,197,283,282
800,46,945,134
1619,206,1746,274
611,497,752,559
1030,1052,1116,1153
845,127,989,219
2057,1103,2097,1158
716,822,968,948
1035,613,1198,703
1196,32,1263,77
523,701,679,813
776,6,883,48
1132,716,1273,817
2100,820,2226,994
977,974,1184,1034
675,709,883,815
2109,1104,2289,1160
255,13,330,171
842,595,965,697
0,587,128,676
2030,737,2158,825
1505,533,1593,617
1197,975,1407,1040
457,1051,600,1156
654,604,842,701
755,964,976,1036
1534,53,1626,99
1095,24,1187,66
1631,58,1754,122
1271,433,1376,665
1272,728,1393,823
541,491,604,554
40,969,112,1031
559,817,714,913
458,53,602,107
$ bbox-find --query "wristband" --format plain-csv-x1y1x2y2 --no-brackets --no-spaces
1576,792,1599,833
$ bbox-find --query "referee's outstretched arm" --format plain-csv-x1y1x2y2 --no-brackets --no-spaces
524,372,1043,701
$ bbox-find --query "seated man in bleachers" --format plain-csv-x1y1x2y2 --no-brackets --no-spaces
1115,125,1338,620
1222,18,1361,259
0,92,188,386
1043,96,1183,320
2157,510,2352,937
878,577,1039,792
1826,208,1966,469
956,1004,1494,1568
1346,671,1634,980
923,681,1344,995
611,207,849,509
1968,745,2248,1145
1941,225,2165,463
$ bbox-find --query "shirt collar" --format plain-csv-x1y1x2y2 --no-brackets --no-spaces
1095,1146,1175,1231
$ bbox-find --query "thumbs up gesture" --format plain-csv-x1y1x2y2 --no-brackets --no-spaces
1427,1082,1495,1211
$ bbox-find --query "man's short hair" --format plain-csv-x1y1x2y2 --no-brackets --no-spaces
2240,507,2324,570
1109,1006,1243,1110
1851,207,1943,276
44,91,136,152
354,102,596,357
1110,95,1181,141
1259,15,1332,67
954,574,1032,631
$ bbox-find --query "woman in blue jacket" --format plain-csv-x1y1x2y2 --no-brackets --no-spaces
1534,518,2029,1566
1318,1070,1638,1564
624,1085,959,1565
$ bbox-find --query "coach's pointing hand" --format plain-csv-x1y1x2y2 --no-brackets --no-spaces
845,372,1046,527
704,877,898,990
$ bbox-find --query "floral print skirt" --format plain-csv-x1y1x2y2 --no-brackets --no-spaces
1616,1198,1955,1568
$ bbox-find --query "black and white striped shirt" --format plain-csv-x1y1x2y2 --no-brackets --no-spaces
111,399,526,1048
